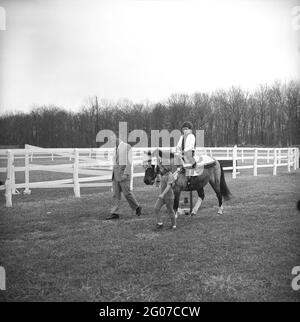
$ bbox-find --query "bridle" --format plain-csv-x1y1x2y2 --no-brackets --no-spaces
143,161,160,175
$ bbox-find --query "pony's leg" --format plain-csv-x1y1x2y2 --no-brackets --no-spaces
173,187,181,218
209,179,223,215
191,188,205,216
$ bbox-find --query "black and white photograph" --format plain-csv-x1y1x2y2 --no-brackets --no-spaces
0,0,299,306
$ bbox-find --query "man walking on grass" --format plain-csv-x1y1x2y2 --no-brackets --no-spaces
105,136,142,220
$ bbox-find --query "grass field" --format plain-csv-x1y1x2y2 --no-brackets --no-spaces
0,169,300,302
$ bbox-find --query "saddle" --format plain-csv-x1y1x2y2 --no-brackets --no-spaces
179,155,217,190
181,155,216,177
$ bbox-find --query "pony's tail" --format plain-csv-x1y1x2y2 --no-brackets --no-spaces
220,163,232,201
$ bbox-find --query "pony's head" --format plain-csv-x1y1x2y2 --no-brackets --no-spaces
143,149,162,185
143,164,160,185
143,149,177,185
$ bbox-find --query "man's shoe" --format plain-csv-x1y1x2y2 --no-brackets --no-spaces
154,223,163,231
105,213,119,220
136,206,142,216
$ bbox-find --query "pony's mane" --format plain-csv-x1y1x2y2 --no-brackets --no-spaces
147,149,174,159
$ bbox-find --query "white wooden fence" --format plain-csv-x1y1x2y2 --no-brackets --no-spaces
0,145,299,207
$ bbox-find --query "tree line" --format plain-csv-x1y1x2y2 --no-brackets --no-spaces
0,81,299,148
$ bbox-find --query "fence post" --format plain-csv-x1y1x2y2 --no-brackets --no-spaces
11,156,17,195
291,148,295,170
287,148,291,172
253,148,258,176
24,148,31,194
241,148,244,163
278,149,281,164
30,151,33,162
73,149,80,198
5,150,13,207
273,148,277,176
232,145,237,179
267,149,270,164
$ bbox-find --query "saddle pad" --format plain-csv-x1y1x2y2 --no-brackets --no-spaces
185,160,216,177
185,168,203,177
195,154,215,165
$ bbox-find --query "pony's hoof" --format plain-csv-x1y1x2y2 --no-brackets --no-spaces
217,206,224,216
217,211,223,215
190,212,196,216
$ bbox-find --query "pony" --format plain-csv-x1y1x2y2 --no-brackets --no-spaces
143,149,231,215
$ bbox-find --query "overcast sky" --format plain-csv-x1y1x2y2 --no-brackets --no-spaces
0,0,299,114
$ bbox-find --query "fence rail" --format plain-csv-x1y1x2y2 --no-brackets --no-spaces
0,145,299,207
